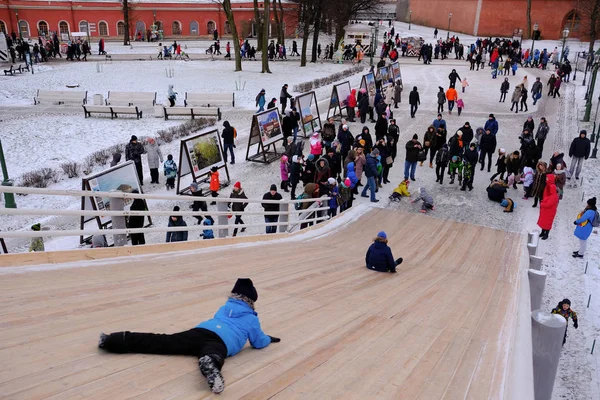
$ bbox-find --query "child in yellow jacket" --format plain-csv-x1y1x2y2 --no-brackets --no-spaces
389,179,411,202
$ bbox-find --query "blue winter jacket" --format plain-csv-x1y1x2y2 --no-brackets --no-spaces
364,155,378,178
346,162,359,188
365,241,396,272
432,118,446,130
484,118,499,136
574,209,597,240
328,186,339,209
197,298,271,357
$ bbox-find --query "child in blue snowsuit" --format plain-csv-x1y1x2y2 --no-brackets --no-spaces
98,279,280,394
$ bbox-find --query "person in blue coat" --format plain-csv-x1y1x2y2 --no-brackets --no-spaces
98,278,280,394
573,197,597,258
365,231,403,272
484,113,499,136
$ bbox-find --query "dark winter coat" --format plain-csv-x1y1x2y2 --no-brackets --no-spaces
479,133,497,153
531,80,543,96
531,171,546,199
261,191,283,216
229,189,248,212
484,118,499,136
486,181,507,203
166,217,188,242
405,140,422,163
496,155,507,173
191,188,208,214
448,134,464,157
448,70,462,86
463,147,478,164
125,141,145,164
221,121,235,145
506,156,521,175
523,119,535,134
536,122,549,141
569,134,591,159
128,198,146,229
365,240,397,272
460,126,474,147
358,94,369,114
290,160,302,185
408,89,420,106
364,154,378,177
500,80,510,93
280,86,292,104
374,118,388,141
437,90,446,105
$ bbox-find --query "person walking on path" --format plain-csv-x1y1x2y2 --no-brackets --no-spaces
365,231,403,273
125,135,146,186
280,84,293,114
255,89,266,112
437,86,446,113
479,129,497,172
500,78,510,102
127,190,147,246
572,197,598,258
409,86,420,118
510,85,523,113
446,86,458,114
448,69,462,88
532,77,543,105
228,182,248,237
98,278,281,394
166,206,188,242
146,138,164,184
168,84,177,107
551,299,578,345
568,130,591,182
484,114,499,136
261,184,283,234
221,121,236,165
537,174,559,240
404,134,422,181
536,117,550,157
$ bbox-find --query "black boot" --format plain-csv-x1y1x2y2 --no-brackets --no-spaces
199,355,225,394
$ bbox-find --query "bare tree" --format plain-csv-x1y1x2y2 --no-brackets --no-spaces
327,0,383,48
253,0,264,52
526,0,532,39
262,0,271,73
122,0,131,45
578,0,600,55
215,0,243,71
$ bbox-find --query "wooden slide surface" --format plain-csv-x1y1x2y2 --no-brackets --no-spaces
0,208,523,399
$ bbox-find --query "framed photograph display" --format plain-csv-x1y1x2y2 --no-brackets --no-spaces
296,91,322,137
359,72,376,107
245,108,283,164
80,161,151,243
176,129,230,194
391,62,402,82
378,65,392,87
326,81,351,119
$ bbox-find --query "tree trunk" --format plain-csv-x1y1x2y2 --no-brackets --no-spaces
310,7,321,63
253,0,263,52
526,0,532,39
123,0,131,45
300,4,312,67
262,0,271,73
588,1,600,58
222,0,242,71
334,20,345,49
277,0,285,44
272,0,281,43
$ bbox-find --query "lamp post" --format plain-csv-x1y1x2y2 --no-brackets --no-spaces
0,139,17,209
574,52,579,81
447,13,452,40
560,27,569,63
530,23,538,62
370,24,379,67
409,11,412,30
15,9,21,39
584,62,598,121
583,53,591,85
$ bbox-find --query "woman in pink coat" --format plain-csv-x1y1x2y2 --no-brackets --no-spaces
537,174,559,240
280,155,289,192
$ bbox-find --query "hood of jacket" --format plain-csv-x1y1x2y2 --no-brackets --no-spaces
543,174,557,197
315,157,330,172
304,183,318,196
223,121,231,129
347,162,356,173
215,298,257,319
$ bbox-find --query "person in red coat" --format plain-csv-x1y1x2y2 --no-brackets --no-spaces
537,174,559,240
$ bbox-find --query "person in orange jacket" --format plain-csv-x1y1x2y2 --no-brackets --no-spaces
446,87,458,115
209,166,220,205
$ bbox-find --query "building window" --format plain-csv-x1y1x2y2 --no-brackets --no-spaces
19,20,30,37
117,21,125,36
190,21,199,35
59,21,69,35
79,21,89,34
207,21,215,34
225,21,231,34
38,21,49,36
0,20,6,34
99,21,108,36
171,21,181,35
155,21,163,31
135,20,145,36
564,11,581,32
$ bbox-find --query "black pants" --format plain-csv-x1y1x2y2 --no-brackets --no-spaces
436,165,446,183
232,215,245,236
135,161,144,186
490,171,505,181
150,168,159,183
537,138,545,156
520,99,528,112
500,92,507,102
347,107,356,121
429,148,438,163
410,104,418,117
438,103,444,113
169,97,175,107
166,177,175,189
101,328,227,367
553,88,560,98
130,233,146,246
479,150,493,171
511,101,519,112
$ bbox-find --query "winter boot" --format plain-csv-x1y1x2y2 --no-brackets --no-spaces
199,355,225,394
532,198,538,207
449,179,454,184
420,161,424,166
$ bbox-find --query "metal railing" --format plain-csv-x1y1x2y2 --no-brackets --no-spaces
0,186,331,242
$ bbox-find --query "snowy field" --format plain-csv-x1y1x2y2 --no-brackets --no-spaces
0,20,599,399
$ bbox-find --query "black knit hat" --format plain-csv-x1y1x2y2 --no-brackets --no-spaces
232,278,258,302
270,184,277,191
588,197,597,207
562,298,571,306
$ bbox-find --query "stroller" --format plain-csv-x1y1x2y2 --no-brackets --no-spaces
205,45,215,55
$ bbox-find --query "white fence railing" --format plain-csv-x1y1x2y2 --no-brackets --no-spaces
0,186,331,243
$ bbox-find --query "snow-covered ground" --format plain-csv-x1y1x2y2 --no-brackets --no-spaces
0,20,598,399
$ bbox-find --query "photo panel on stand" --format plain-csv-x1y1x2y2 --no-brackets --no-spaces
327,81,351,120
361,72,376,107
245,108,283,164
176,129,229,194
296,92,322,137
391,62,402,82
80,161,150,243
378,65,393,88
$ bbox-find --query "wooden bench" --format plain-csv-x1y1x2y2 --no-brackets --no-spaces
3,66,14,76
184,92,235,107
83,105,142,119
34,90,88,105
163,106,221,121
106,91,156,107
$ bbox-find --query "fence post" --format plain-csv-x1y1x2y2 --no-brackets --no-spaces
110,195,127,247
279,203,289,233
217,201,228,238
528,269,547,311
531,310,566,400
529,255,543,270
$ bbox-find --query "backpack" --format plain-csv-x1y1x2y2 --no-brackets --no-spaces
295,193,308,210
592,210,600,228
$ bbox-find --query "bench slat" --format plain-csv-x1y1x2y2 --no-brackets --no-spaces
163,106,220,121
184,92,234,107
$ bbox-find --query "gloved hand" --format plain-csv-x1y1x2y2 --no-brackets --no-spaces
574,320,578,329
268,336,281,343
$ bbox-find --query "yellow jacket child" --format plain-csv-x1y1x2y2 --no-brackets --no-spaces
389,180,411,202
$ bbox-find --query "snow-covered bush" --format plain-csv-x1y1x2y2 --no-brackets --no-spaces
293,65,365,92
60,161,80,178
20,168,60,188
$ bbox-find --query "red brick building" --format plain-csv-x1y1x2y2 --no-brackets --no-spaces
396,0,586,40
0,0,297,40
